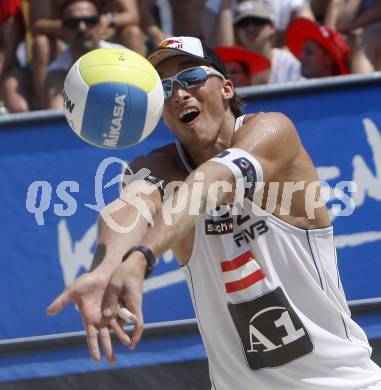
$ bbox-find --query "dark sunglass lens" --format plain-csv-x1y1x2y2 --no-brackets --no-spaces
162,79,173,98
63,18,79,29
162,68,208,99
85,16,98,26
63,16,98,29
178,68,207,87
237,18,250,28
253,18,269,26
237,17,268,28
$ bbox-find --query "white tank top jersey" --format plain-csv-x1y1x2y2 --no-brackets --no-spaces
175,116,381,389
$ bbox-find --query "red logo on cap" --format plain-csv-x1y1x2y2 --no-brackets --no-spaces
160,38,183,50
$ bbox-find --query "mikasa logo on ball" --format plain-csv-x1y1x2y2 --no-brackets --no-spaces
63,90,75,114
63,48,163,148
103,93,126,147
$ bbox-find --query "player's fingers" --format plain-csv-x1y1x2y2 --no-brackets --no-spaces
110,318,131,346
129,312,144,350
99,327,115,364
86,323,100,362
46,289,71,315
102,281,122,318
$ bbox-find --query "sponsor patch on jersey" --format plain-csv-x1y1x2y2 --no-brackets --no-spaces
205,217,233,235
228,287,314,370
233,219,269,247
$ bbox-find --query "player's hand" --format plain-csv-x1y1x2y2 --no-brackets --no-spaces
46,270,130,363
101,253,146,350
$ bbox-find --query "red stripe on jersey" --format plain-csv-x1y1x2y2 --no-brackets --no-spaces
225,269,265,293
221,250,253,272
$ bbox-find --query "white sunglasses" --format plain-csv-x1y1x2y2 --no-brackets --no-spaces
161,65,226,100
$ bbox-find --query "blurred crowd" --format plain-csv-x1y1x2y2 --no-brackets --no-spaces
0,0,380,114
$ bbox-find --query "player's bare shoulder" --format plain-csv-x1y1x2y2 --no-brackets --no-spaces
236,112,301,152
239,111,302,153
233,112,305,183
129,143,188,184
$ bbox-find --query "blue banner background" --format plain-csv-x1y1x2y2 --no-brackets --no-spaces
1,82,381,345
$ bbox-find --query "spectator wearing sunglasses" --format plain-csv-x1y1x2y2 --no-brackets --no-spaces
48,36,381,389
233,0,301,84
44,0,125,109
206,0,301,84
263,0,315,47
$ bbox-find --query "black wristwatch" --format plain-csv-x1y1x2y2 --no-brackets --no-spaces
122,245,157,278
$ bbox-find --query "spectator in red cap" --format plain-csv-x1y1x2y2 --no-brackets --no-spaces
205,0,302,84
286,17,350,78
214,45,270,86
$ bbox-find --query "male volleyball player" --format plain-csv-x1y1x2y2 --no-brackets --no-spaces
48,36,381,388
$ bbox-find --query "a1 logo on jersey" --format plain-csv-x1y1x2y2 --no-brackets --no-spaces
228,287,313,370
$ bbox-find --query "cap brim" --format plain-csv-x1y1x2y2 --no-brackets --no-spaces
214,46,270,76
233,11,272,24
148,47,213,70
286,18,349,75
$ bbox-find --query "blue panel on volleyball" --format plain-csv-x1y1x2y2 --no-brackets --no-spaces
81,82,148,148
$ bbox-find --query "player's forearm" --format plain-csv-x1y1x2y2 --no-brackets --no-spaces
92,207,148,275
91,182,161,276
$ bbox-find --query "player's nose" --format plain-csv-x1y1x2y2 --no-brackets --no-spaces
172,81,191,103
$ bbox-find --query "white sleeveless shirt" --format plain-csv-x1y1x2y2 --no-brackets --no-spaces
176,116,381,389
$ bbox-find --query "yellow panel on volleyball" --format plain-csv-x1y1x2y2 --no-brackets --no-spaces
79,48,157,93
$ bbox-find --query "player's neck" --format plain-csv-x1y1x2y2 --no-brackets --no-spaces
182,117,235,167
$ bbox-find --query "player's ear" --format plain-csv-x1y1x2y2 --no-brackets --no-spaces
222,79,234,99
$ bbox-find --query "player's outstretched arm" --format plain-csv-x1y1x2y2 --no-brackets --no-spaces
101,113,302,342
46,176,163,363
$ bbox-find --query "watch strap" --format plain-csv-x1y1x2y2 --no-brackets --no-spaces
122,245,157,278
